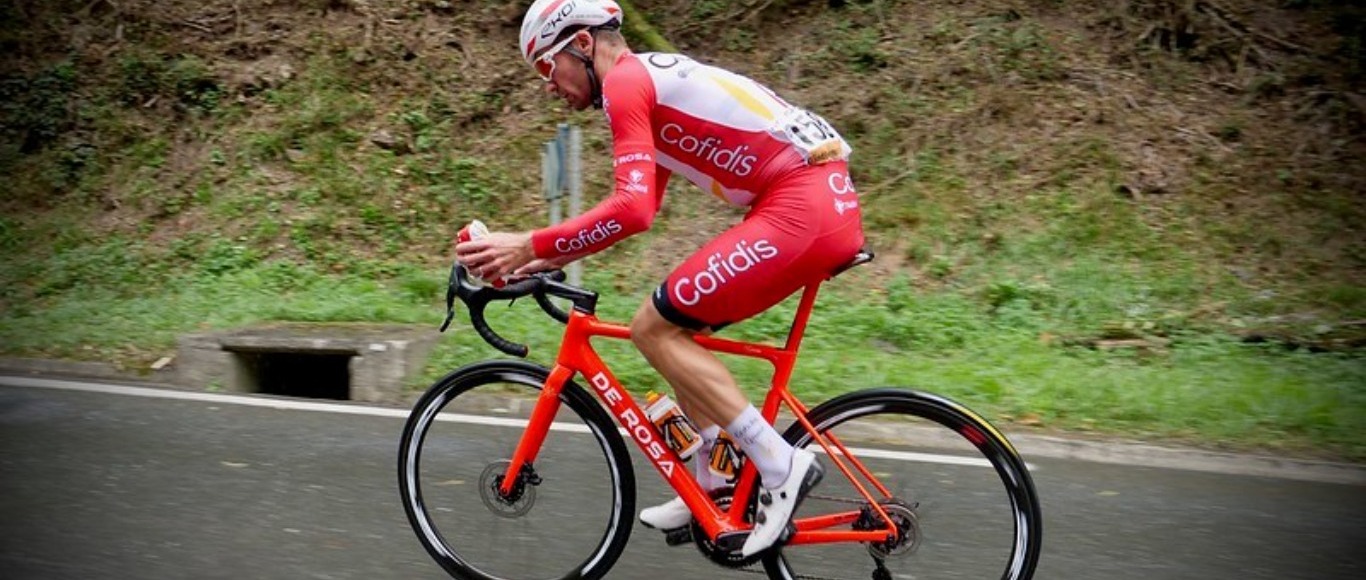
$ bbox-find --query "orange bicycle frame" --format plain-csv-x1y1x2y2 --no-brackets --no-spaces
497,281,900,546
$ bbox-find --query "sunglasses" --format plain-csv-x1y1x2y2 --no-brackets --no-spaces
534,35,578,82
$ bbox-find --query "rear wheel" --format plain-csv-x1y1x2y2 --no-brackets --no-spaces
762,388,1042,580
398,361,635,580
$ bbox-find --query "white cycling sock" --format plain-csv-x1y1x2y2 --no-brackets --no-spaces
694,425,724,492
726,405,794,488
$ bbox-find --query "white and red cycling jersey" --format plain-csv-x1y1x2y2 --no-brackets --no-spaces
531,52,863,329
531,52,852,256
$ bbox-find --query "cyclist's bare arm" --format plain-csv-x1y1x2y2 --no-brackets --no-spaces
515,252,585,275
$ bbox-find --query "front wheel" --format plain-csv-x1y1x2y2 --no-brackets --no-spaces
398,360,636,580
763,388,1043,580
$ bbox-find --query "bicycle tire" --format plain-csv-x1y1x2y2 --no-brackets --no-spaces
762,388,1043,580
398,360,636,580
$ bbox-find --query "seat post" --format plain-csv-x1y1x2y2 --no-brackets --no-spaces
782,281,824,352
781,248,871,352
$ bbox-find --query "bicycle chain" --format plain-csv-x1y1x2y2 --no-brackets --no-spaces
733,565,848,580
806,492,867,505
721,493,880,580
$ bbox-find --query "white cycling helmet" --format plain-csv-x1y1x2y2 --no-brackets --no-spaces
519,0,623,66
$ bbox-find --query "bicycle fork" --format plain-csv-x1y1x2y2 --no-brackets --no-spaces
493,365,576,500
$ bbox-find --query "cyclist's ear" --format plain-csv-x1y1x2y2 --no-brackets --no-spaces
573,29,593,53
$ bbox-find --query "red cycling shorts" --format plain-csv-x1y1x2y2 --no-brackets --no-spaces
652,161,864,331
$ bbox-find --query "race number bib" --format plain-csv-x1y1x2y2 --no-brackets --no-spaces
770,107,850,165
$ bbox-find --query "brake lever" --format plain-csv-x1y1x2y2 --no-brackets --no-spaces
440,260,460,333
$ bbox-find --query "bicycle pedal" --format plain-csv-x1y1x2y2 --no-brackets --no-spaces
663,526,693,546
713,530,747,552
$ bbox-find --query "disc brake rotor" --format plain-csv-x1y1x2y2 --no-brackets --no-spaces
866,500,921,559
479,460,536,518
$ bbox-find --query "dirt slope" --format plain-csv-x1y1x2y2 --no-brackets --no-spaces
1,0,1362,325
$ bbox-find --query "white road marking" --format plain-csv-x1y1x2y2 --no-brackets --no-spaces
0,375,1001,468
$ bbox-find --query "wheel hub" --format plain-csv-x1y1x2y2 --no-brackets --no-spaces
479,460,537,518
861,500,921,559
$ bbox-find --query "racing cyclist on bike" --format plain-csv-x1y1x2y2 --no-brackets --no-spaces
455,0,865,557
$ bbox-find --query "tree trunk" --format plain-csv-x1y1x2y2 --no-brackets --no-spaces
616,0,676,53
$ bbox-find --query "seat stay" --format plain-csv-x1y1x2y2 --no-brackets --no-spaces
779,388,900,544
785,388,895,497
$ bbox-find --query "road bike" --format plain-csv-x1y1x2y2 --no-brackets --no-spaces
398,251,1042,579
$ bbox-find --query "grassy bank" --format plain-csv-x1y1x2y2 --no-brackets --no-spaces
1,234,1361,461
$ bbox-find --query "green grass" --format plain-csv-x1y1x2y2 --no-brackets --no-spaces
2,236,1361,460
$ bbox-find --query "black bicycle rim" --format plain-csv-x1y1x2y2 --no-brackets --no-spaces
397,360,636,580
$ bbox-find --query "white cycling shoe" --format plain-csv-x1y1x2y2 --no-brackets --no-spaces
741,448,824,557
639,496,692,530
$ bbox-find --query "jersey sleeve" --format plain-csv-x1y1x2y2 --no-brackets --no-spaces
531,55,666,259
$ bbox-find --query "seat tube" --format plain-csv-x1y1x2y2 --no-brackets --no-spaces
498,364,573,496
783,282,822,352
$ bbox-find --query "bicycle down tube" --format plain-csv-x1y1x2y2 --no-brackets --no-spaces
495,282,900,546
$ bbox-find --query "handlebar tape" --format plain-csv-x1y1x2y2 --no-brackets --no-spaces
467,299,530,358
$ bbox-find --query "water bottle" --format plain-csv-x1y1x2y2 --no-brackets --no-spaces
707,430,744,482
455,219,505,288
643,391,702,460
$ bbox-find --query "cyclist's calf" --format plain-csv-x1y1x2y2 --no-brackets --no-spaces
629,300,747,426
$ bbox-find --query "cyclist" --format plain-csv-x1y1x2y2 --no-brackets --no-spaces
456,0,864,557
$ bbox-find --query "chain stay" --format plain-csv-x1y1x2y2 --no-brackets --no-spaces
724,492,905,580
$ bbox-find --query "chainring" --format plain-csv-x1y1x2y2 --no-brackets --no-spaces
689,487,764,569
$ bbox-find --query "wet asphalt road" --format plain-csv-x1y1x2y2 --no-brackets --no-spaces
1,378,1363,579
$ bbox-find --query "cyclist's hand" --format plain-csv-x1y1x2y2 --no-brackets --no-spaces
513,259,557,275
454,231,534,282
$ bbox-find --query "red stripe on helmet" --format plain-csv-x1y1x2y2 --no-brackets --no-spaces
538,0,571,20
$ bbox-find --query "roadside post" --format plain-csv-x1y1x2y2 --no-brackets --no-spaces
541,123,583,286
